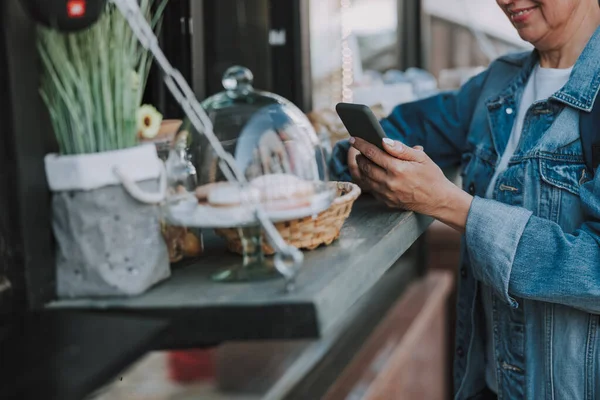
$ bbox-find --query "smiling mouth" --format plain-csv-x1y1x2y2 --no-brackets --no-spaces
509,6,536,19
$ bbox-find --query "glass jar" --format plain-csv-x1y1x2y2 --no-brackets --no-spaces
165,66,334,282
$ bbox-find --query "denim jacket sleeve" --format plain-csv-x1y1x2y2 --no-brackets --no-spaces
328,69,490,181
467,173,600,314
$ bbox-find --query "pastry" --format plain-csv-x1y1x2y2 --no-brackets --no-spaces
250,173,315,210
183,231,203,257
161,224,187,263
207,183,260,208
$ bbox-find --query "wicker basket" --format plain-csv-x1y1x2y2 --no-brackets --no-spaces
214,181,361,255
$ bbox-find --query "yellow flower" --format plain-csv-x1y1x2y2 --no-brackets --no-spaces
137,104,163,139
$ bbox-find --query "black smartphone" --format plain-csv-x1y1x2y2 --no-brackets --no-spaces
335,102,388,149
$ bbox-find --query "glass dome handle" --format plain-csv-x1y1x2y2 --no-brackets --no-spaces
256,208,304,293
274,250,303,293
222,66,254,93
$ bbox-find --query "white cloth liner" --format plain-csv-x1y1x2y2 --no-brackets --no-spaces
45,144,162,192
165,189,335,228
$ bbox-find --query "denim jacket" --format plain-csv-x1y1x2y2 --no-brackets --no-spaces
330,26,600,400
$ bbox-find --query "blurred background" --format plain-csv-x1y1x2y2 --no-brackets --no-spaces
0,1,531,399
145,0,529,118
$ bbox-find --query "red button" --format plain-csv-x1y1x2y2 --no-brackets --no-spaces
67,0,87,18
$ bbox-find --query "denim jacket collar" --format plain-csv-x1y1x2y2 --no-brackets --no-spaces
485,25,600,113
482,25,600,157
484,51,537,110
483,53,537,158
554,25,600,112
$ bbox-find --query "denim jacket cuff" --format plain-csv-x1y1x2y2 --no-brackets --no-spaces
465,196,533,308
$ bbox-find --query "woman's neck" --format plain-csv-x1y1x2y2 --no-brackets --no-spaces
538,7,600,68
538,7,600,69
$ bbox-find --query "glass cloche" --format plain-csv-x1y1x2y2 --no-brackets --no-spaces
164,66,335,282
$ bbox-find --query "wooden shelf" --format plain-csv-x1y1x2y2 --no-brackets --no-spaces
46,196,433,343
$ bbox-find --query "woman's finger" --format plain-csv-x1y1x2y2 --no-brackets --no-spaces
382,138,426,163
347,147,362,180
356,154,387,185
350,137,392,170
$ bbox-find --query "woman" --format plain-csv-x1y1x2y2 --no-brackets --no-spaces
330,0,600,399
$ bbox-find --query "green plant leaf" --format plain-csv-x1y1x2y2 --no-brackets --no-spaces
38,0,167,155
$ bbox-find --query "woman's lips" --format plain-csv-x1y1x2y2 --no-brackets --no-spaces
509,6,537,23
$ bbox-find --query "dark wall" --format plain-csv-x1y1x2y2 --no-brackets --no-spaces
143,0,193,119
143,0,312,116
194,0,312,111
0,0,22,336
202,0,272,97
397,0,423,70
0,0,57,320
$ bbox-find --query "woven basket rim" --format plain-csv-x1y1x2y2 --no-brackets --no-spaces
330,181,361,206
214,181,361,254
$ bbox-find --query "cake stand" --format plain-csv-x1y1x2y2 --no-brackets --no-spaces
165,188,334,282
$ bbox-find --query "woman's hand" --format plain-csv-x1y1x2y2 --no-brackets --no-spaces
350,137,474,232
347,146,368,191
348,143,421,193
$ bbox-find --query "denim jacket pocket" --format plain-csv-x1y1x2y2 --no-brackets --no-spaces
539,157,589,196
462,146,496,175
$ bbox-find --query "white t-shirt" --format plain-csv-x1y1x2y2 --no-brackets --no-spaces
485,64,573,198
483,63,572,393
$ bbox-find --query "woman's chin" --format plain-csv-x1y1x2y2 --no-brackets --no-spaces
515,27,544,47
